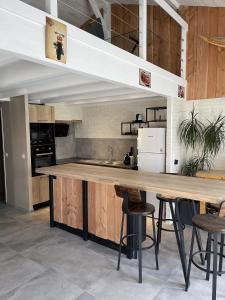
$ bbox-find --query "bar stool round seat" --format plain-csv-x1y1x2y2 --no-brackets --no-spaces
128,202,155,216
192,214,225,233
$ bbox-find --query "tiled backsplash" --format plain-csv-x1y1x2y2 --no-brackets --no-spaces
75,138,137,161
55,136,76,160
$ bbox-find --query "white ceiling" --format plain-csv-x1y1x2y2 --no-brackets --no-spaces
0,50,154,105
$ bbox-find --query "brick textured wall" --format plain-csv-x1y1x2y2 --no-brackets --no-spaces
167,98,225,172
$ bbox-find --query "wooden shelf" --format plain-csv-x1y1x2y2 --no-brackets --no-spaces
55,120,82,123
149,120,167,123
146,106,167,123
121,121,148,136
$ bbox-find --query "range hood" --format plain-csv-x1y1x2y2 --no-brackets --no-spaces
55,123,69,137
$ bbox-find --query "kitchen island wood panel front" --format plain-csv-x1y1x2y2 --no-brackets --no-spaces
54,177,83,229
88,182,125,243
53,176,125,244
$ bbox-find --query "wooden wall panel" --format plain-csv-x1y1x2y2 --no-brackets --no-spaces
88,182,126,244
111,5,139,56
111,4,181,76
216,8,225,98
180,6,225,100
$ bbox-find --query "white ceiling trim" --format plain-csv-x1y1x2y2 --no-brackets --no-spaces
177,0,225,7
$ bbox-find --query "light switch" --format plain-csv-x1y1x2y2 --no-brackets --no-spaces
22,154,26,159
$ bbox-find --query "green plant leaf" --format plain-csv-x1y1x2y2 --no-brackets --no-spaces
203,114,225,157
178,106,203,149
181,157,200,176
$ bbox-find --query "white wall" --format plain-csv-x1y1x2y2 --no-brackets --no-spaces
167,97,225,172
75,98,167,139
53,98,167,159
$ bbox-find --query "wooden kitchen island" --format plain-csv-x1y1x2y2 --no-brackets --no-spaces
37,163,225,258
37,163,225,236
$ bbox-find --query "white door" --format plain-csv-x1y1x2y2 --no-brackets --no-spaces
138,128,165,154
138,153,165,173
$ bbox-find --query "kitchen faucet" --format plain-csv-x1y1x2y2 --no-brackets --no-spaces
108,146,113,162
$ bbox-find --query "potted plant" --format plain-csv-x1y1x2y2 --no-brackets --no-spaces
178,106,225,176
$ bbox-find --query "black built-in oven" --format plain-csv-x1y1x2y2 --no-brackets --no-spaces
30,123,56,176
31,144,56,176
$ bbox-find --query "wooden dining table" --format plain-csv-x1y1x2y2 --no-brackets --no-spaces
38,163,225,287
197,170,225,181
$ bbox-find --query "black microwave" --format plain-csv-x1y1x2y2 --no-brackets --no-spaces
30,123,55,146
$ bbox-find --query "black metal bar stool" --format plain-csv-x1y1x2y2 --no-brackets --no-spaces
156,194,184,243
206,202,225,262
186,200,225,300
115,185,159,283
156,194,205,286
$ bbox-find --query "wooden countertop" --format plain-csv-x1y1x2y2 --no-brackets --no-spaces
196,170,225,181
37,163,225,204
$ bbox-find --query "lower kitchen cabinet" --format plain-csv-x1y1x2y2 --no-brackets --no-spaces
32,175,49,206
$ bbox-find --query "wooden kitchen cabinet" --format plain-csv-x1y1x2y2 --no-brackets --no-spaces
29,104,55,123
32,175,49,206
32,176,40,205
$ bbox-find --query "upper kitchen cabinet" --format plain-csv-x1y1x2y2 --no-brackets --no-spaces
29,104,55,123
53,103,82,122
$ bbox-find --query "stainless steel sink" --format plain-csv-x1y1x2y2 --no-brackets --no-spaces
76,159,123,166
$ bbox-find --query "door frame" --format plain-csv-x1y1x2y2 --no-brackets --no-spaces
0,107,7,203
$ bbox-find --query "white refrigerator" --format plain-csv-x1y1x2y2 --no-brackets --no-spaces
137,128,166,214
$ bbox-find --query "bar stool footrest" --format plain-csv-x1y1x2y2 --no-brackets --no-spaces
191,250,225,275
121,233,156,250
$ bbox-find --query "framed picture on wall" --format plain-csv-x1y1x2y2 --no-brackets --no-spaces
46,17,67,64
178,85,185,98
139,69,151,88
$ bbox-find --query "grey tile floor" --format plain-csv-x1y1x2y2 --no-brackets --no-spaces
0,204,224,300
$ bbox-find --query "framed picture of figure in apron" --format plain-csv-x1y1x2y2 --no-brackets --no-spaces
46,17,67,64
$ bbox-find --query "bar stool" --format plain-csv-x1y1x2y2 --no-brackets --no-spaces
186,200,225,300
206,202,225,255
156,194,205,286
115,185,159,283
156,194,182,244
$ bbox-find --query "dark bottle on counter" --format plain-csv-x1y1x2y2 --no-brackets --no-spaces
124,153,131,165
129,147,134,156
